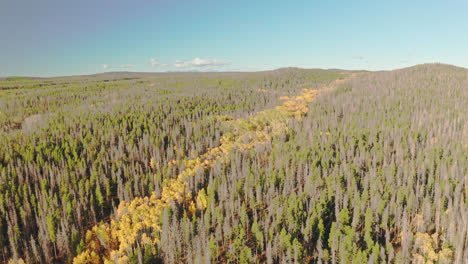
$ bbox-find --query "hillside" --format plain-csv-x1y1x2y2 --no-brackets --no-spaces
0,64,467,263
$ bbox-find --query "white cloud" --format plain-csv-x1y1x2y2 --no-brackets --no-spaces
174,57,230,68
120,64,135,69
151,58,159,67
102,64,111,69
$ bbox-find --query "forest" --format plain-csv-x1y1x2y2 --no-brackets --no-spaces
0,64,467,263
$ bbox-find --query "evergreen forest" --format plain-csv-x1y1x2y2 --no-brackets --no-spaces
1,64,467,263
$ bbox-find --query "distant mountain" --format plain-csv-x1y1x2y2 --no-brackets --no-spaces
2,63,467,80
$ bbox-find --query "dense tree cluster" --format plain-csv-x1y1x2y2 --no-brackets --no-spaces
2,64,467,263
0,69,340,263
73,64,467,263
73,82,325,263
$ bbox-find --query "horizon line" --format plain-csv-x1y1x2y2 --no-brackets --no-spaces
1,62,462,79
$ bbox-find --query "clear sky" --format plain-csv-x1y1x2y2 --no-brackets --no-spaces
1,0,468,77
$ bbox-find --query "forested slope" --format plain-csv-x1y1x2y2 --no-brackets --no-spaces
0,69,342,263
1,64,468,263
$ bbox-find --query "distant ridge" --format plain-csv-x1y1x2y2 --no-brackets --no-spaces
2,63,467,79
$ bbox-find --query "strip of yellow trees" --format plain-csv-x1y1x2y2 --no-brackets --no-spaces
73,78,344,263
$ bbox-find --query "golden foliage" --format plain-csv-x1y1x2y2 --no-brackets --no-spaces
149,157,156,170
412,232,453,264
404,214,454,264
196,189,208,210
74,83,330,263
8,258,26,264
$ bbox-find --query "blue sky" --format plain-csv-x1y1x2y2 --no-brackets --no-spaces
1,0,468,77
